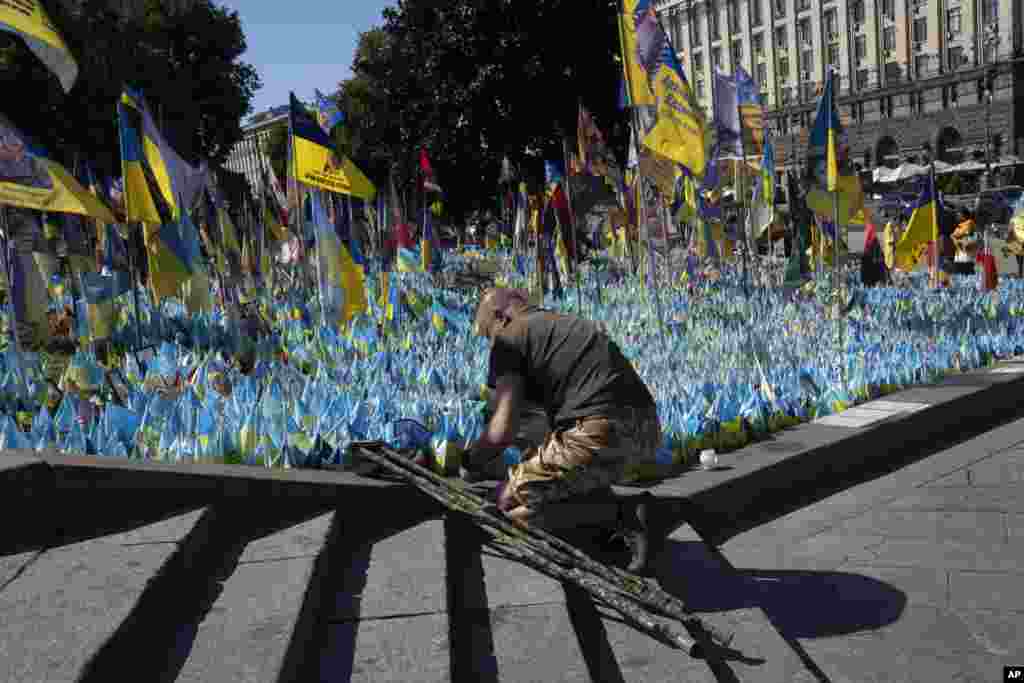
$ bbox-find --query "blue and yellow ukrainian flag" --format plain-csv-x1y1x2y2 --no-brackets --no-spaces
618,1,655,107
807,71,841,193
894,170,939,271
397,247,421,273
118,87,181,225
337,237,367,325
145,219,194,302
431,300,447,335
761,138,775,208
624,0,707,178
0,0,77,92
386,272,403,333
289,93,375,200
81,271,131,340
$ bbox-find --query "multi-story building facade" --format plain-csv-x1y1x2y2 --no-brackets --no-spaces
223,105,289,195
656,0,1023,181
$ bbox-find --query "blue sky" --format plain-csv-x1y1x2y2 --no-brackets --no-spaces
216,1,395,117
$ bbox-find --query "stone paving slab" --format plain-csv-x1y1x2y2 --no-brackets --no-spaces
794,634,1015,683
713,415,1024,683
101,508,207,546
238,509,335,564
330,517,448,621
0,452,41,474
884,485,1024,512
0,523,197,682
175,512,336,683
323,613,451,683
837,508,1007,542
864,536,1024,573
948,570,1024,611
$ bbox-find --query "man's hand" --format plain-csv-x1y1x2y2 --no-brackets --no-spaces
495,481,518,512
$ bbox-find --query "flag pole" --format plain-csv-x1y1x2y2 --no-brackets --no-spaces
735,94,751,299
560,134,584,314
116,122,146,357
288,104,324,331
0,206,19,352
826,68,845,396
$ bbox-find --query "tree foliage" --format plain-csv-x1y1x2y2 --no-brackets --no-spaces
0,0,261,179
335,0,629,223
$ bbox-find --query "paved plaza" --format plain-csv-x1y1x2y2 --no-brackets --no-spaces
1,408,1023,681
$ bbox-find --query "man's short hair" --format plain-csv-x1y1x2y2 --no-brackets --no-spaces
474,287,528,336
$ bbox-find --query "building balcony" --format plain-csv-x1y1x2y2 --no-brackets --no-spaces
767,45,1021,120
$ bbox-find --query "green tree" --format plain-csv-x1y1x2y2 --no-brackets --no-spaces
0,0,260,179
335,1,629,224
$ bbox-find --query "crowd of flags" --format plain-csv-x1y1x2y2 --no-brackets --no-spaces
0,0,991,356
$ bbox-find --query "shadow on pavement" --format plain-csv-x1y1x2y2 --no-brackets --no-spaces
657,540,905,640
655,539,906,683
446,516,500,683
0,488,210,557
77,500,335,683
295,507,440,683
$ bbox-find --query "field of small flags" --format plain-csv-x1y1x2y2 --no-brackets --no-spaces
3,244,1024,481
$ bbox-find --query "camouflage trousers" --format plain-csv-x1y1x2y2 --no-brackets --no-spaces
506,405,661,512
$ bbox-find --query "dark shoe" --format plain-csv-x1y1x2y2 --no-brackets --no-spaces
614,492,659,574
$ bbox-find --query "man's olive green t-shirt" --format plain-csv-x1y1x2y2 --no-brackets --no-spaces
486,307,655,427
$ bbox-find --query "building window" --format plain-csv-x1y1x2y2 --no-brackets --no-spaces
728,0,741,33
775,26,787,50
910,91,923,115
881,0,894,19
713,47,723,70
751,0,763,26
885,61,901,82
778,55,790,78
757,62,768,86
693,12,703,46
800,49,813,75
949,82,959,106
912,17,927,44
827,42,840,66
732,41,743,65
856,68,869,89
696,79,706,98
781,86,793,103
851,1,865,23
982,0,998,24
880,95,894,118
709,3,720,37
948,46,964,69
753,33,764,59
773,0,786,18
854,35,867,64
947,7,961,34
798,18,812,47
984,40,998,63
824,9,838,39
915,54,930,76
883,27,896,52
668,11,681,47
802,81,817,101
798,0,811,11
693,51,704,72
